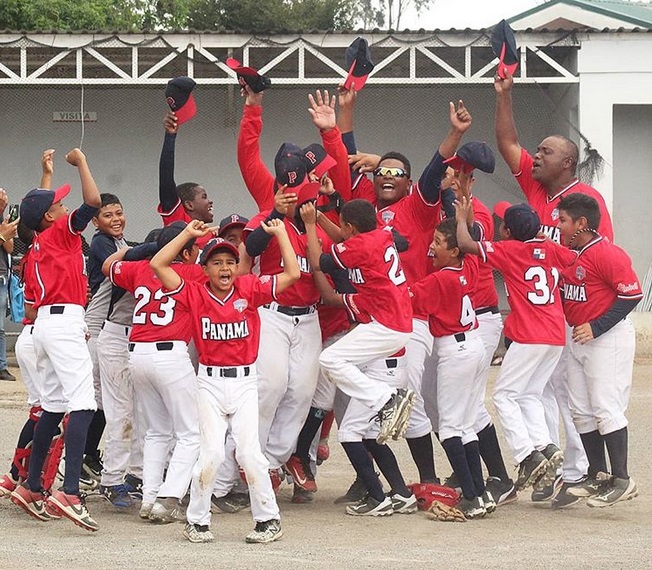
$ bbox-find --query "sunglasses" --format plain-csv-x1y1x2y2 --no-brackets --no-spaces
373,166,408,178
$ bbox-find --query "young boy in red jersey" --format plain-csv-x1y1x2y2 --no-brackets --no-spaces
150,218,300,544
11,148,101,532
455,197,576,494
555,193,641,507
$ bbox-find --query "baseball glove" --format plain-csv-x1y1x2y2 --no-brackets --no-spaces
425,500,467,523
407,482,460,510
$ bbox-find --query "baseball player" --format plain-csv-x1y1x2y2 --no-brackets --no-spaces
217,213,249,247
410,218,489,519
455,197,576,494
555,193,641,507
103,222,204,522
150,218,300,544
11,148,101,532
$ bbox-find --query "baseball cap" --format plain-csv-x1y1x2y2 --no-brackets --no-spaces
199,237,240,265
165,77,197,125
491,20,519,79
296,182,321,206
156,221,189,249
343,37,374,92
20,184,71,231
226,58,272,93
494,201,540,241
443,141,496,174
275,143,308,188
303,143,337,178
218,214,249,237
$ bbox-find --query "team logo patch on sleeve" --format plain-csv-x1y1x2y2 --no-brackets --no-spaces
551,208,560,221
533,248,546,260
259,275,271,284
233,299,248,313
336,243,347,253
114,262,122,274
484,242,494,253
575,266,586,280
381,210,395,225
459,275,467,286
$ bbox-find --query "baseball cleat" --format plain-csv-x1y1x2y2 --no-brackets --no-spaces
551,482,583,510
47,490,99,531
485,476,517,507
82,453,103,482
482,490,497,514
346,495,393,517
123,473,143,499
291,485,314,504
376,388,416,444
531,474,563,502
0,473,18,497
100,484,133,508
211,491,250,513
183,523,215,543
566,472,612,498
148,497,186,524
285,455,317,493
534,444,564,491
139,502,154,519
334,477,368,505
245,519,283,543
10,484,53,522
457,496,486,519
390,493,418,514
587,477,638,508
515,450,548,491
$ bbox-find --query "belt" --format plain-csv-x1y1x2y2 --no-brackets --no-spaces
263,302,316,317
476,306,500,316
128,342,174,352
454,333,466,342
206,366,250,378
50,305,65,315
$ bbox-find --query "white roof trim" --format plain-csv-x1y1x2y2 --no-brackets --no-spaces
511,4,645,30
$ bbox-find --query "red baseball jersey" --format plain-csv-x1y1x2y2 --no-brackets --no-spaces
561,237,642,326
157,201,213,248
32,213,88,309
168,274,277,367
514,149,614,243
410,257,479,338
21,248,37,325
244,212,331,308
109,259,205,343
478,237,577,345
331,228,413,333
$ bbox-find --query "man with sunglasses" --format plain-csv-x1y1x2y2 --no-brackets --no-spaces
339,97,473,487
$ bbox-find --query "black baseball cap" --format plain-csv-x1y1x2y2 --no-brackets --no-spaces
492,20,519,79
494,201,540,241
218,214,249,237
20,184,71,231
165,77,197,125
444,142,496,174
344,37,374,92
156,221,189,249
275,143,308,188
199,237,240,265
303,143,337,178
226,57,272,93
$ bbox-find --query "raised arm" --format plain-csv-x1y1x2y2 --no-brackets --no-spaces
159,112,179,213
494,69,522,173
454,196,480,255
300,202,324,271
261,219,300,293
40,149,55,189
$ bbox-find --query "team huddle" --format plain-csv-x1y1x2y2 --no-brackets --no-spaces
0,64,643,543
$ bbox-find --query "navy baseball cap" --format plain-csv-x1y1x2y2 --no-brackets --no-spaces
303,144,337,178
226,58,272,93
156,221,189,249
444,142,496,174
218,214,249,237
199,237,240,265
492,20,519,79
165,77,197,125
275,143,308,188
20,184,71,231
344,37,374,92
494,201,540,241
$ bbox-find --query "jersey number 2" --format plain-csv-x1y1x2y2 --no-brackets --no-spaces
384,246,407,286
133,286,176,326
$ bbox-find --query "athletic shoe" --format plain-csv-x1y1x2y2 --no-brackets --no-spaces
535,444,564,490
285,455,317,493
443,472,461,493
99,484,133,508
566,472,612,498
515,450,548,491
10,484,53,521
375,389,416,445
316,439,330,465
334,477,368,504
269,469,284,493
82,454,103,481
485,476,517,506
183,523,215,543
211,491,250,513
148,497,186,524
587,477,638,508
457,496,486,519
531,474,563,502
346,495,393,516
292,485,314,504
482,490,497,514
139,502,154,519
47,490,99,531
123,473,143,500
0,369,16,381
0,473,18,497
390,493,418,514
245,519,283,543
551,482,583,510
79,472,99,492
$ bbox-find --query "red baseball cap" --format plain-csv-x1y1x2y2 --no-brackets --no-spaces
226,58,271,93
165,77,197,125
492,20,519,79
199,237,240,265
343,37,374,92
296,181,321,206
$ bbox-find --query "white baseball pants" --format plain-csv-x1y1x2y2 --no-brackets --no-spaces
15,325,40,407
473,311,503,433
404,318,434,439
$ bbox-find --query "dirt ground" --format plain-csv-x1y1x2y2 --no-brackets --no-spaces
1,361,651,570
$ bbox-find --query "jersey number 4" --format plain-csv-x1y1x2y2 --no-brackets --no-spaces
384,246,407,286
524,266,560,305
133,286,176,326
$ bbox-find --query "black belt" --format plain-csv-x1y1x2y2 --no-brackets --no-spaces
263,304,314,317
454,333,466,342
50,306,65,315
386,358,398,369
476,306,500,316
206,366,250,378
128,342,174,352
